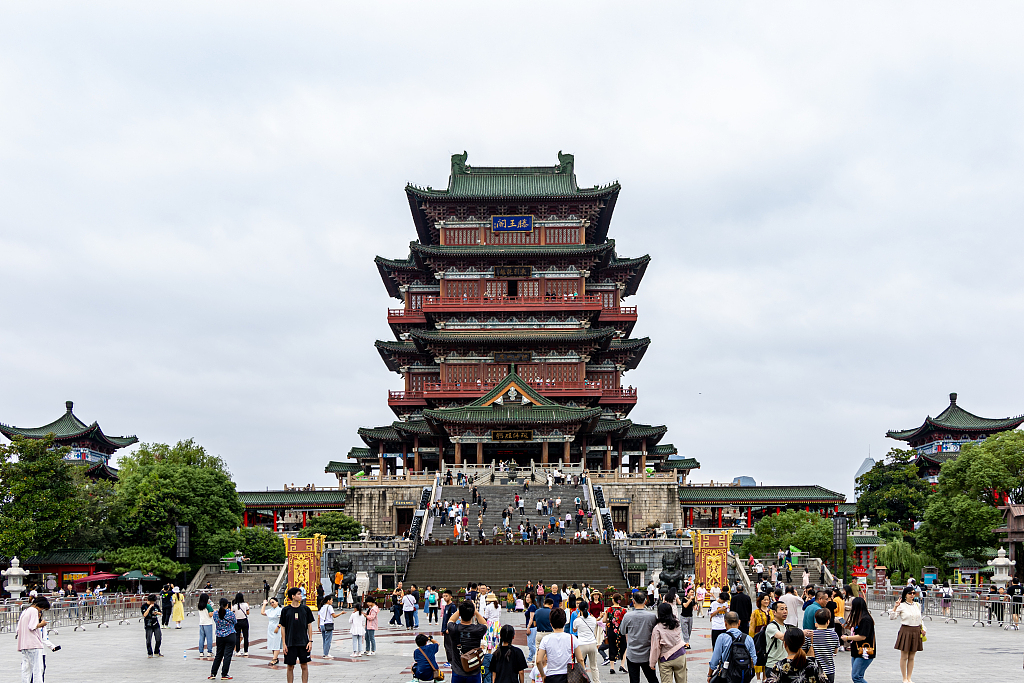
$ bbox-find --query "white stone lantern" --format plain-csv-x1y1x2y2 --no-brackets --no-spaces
2,557,30,600
987,547,1015,590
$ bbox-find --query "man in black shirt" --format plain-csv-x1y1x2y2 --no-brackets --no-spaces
440,590,459,664
160,585,173,628
1009,576,1023,628
281,587,315,683
141,594,163,657
447,600,488,683
729,584,752,635
490,625,528,683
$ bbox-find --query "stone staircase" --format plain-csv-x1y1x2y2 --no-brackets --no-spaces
752,556,822,586
433,482,595,539
404,542,626,590
195,568,282,598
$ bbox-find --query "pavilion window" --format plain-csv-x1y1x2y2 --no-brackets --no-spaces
485,280,507,298
444,227,479,246
488,230,540,246
545,279,580,298
601,291,618,310
545,226,581,245
444,280,480,298
409,293,424,310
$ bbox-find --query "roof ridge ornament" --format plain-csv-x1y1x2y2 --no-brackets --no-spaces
66,400,74,413
452,151,468,176
950,392,958,405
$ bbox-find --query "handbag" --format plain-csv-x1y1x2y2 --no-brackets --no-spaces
322,622,334,632
419,647,445,681
567,634,590,683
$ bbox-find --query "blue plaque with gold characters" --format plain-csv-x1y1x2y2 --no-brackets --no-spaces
492,215,533,232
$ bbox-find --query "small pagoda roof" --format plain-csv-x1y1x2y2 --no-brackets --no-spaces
0,401,138,451
423,371,601,427
358,425,402,442
886,393,1024,442
410,327,615,349
592,418,633,435
678,484,845,505
238,490,347,508
81,461,119,480
597,337,650,370
405,152,621,244
375,255,424,299
663,454,701,470
626,423,667,441
600,254,651,298
837,502,859,515
325,459,364,473
374,340,432,372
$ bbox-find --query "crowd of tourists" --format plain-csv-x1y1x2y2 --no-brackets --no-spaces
428,487,601,542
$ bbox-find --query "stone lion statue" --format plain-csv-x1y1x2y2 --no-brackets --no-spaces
658,551,685,594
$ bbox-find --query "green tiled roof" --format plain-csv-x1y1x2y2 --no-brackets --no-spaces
424,371,601,426
411,328,614,347
663,456,701,470
678,485,846,505
626,423,667,440
325,460,363,473
23,549,102,566
887,393,1024,441
592,418,633,434
915,452,958,465
411,241,615,260
347,447,372,459
837,503,858,515
598,337,650,370
375,340,431,372
238,491,347,507
359,425,401,442
852,535,881,546
0,401,138,450
600,255,651,298
651,444,678,456
406,152,619,201
375,256,424,299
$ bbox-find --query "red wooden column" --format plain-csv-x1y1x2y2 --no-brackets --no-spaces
402,443,408,473
563,441,571,465
414,436,422,474
640,438,647,475
747,507,752,527
542,441,549,464
717,507,723,528
273,509,278,532
243,511,248,527
302,511,307,527
378,443,385,481
455,441,462,464
477,442,484,465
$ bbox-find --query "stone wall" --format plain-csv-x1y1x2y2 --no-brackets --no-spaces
598,482,683,532
346,484,428,535
322,547,411,591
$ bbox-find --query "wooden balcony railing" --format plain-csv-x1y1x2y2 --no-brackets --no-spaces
388,383,636,402
388,308,427,322
422,295,603,310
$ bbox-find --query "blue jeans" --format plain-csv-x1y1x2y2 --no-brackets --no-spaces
322,629,333,656
366,629,376,652
453,673,482,683
415,607,420,627
527,627,537,661
851,657,872,683
352,634,364,654
199,624,213,654
482,652,493,683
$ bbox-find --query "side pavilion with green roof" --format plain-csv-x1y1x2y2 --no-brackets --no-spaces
0,400,137,469
678,484,846,528
886,392,1024,484
238,489,348,533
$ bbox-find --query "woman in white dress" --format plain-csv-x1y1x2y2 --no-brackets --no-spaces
261,597,283,666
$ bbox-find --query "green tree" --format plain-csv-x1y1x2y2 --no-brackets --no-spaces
210,526,286,563
66,469,122,550
918,431,1024,559
296,512,361,541
742,510,846,562
102,545,189,578
115,440,244,564
855,448,931,530
0,436,81,558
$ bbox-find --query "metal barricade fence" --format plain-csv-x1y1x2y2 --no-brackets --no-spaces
1,587,292,634
866,587,1022,629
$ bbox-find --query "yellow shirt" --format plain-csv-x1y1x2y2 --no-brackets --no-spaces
749,608,770,636
834,596,845,621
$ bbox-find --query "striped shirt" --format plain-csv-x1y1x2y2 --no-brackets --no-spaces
810,628,840,677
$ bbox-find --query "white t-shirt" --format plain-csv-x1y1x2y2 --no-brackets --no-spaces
538,632,575,675
319,604,336,626
233,603,249,621
349,611,366,635
709,600,728,630
403,594,418,611
572,613,598,645
199,605,214,626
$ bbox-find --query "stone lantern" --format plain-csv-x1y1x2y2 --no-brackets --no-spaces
987,547,1015,590
1,556,30,600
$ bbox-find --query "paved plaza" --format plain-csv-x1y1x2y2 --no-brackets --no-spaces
3,606,1020,683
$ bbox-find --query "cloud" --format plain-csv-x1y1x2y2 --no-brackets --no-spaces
2,2,1024,497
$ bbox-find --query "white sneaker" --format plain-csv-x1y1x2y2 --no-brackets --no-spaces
324,655,334,659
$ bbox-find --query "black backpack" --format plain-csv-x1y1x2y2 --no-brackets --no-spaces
751,628,768,668
723,633,753,683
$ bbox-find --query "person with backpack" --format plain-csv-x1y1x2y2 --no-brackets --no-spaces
764,628,825,683
427,587,440,623
708,611,756,683
763,601,790,673
448,601,489,683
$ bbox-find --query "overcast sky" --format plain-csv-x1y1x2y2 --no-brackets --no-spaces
2,2,1023,497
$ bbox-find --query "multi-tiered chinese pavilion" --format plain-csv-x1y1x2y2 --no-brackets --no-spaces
348,152,682,475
